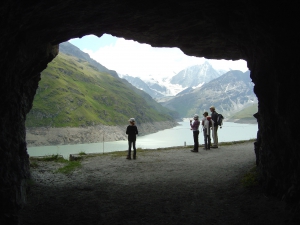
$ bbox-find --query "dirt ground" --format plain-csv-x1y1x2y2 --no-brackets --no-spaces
20,142,299,225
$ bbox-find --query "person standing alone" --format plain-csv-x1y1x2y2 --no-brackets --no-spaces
126,118,138,159
210,106,219,148
190,114,200,152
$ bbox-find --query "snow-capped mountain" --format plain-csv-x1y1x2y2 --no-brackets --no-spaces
161,70,257,118
120,61,226,99
120,74,185,98
170,61,222,88
120,75,165,98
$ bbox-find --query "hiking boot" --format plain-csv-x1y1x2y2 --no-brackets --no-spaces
133,155,136,160
191,150,198,152
126,155,131,160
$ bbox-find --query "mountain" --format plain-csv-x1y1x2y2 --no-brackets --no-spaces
147,81,168,95
121,75,165,98
26,46,178,128
161,70,257,118
170,61,222,88
176,87,194,96
59,42,119,78
121,61,225,99
120,78,180,120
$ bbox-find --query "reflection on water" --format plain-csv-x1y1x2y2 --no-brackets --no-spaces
27,120,257,159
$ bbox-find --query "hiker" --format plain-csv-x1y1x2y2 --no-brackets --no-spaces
126,118,138,159
190,114,200,152
210,106,219,148
202,112,212,150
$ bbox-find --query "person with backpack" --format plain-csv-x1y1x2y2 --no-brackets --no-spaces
210,106,219,148
126,118,138,159
190,114,200,152
202,112,212,150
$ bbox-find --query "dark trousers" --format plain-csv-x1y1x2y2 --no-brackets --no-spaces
128,141,136,156
193,130,199,151
203,128,211,149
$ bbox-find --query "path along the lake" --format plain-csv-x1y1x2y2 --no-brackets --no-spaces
20,142,298,225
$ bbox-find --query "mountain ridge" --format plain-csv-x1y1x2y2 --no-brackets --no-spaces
121,61,226,99
170,61,222,88
59,42,119,78
161,70,257,118
26,46,178,128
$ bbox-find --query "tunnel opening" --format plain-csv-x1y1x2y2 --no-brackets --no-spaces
20,34,266,224
25,33,254,157
1,1,300,224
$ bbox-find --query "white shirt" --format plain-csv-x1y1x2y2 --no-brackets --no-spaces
202,117,214,135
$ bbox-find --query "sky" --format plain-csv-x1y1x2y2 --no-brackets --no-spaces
69,34,248,79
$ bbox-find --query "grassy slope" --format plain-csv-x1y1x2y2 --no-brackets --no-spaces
26,53,174,127
228,103,258,120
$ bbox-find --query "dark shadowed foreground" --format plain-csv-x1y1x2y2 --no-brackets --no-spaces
20,142,298,225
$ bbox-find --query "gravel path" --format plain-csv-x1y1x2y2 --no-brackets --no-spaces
20,142,298,225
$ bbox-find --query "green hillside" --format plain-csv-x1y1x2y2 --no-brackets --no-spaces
228,103,258,121
26,53,175,127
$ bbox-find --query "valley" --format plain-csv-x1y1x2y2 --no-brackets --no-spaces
26,41,258,147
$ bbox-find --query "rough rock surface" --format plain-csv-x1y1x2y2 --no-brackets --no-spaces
0,1,300,224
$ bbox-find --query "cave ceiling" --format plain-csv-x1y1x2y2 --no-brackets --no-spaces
11,0,274,63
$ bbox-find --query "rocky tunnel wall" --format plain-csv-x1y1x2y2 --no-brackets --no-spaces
0,0,299,223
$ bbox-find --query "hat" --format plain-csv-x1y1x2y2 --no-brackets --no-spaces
203,112,208,116
193,114,199,119
128,118,135,122
209,106,215,110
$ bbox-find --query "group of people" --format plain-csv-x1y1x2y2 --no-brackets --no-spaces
124,106,221,159
190,106,220,152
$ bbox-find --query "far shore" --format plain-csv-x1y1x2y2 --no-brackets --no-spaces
225,118,257,124
26,120,178,147
26,118,257,147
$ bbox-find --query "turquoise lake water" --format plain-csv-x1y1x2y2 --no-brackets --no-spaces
27,120,258,159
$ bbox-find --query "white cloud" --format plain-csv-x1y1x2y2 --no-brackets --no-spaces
209,59,248,72
83,37,248,79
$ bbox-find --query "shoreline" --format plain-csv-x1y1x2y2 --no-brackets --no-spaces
29,139,257,161
26,119,257,148
65,139,256,161
26,120,178,147
225,118,257,124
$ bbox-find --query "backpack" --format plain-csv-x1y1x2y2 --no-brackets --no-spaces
216,113,224,126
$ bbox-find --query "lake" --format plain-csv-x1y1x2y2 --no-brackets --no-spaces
27,119,258,159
